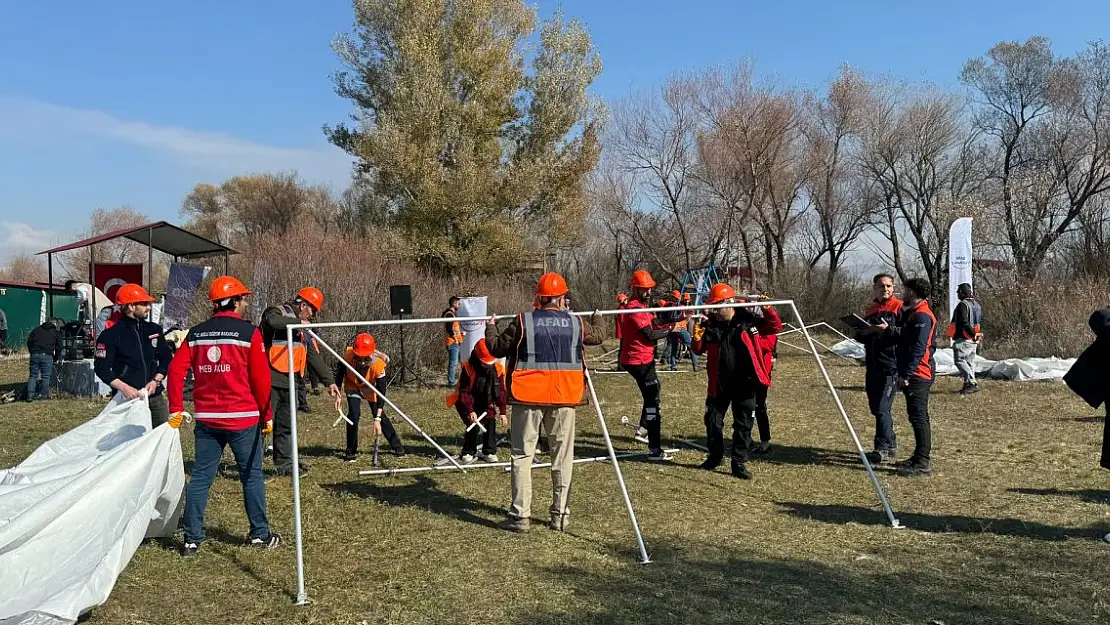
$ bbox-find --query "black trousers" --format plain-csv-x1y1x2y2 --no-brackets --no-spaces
346,394,403,454
458,410,498,455
625,362,662,449
903,378,932,462
704,389,757,466
754,385,770,443
271,387,297,473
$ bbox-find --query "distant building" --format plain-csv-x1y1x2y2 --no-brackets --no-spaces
0,281,79,346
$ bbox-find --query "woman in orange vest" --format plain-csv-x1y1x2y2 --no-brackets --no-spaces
442,339,508,464
333,333,406,462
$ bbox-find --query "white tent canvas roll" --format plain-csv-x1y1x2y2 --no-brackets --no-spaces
0,396,185,625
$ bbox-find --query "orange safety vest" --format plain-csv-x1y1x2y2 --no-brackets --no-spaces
445,360,506,407
342,347,386,402
510,310,585,407
444,310,464,346
268,305,307,374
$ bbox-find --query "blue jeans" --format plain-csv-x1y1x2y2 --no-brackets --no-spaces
184,422,270,544
865,372,898,452
26,353,54,399
447,344,460,385
667,331,697,370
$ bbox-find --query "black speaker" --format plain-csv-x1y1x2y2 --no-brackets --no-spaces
389,285,413,316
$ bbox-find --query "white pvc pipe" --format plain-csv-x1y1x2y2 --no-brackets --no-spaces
465,411,489,433
287,327,308,606
787,303,901,528
357,448,680,477
584,367,652,564
306,330,466,473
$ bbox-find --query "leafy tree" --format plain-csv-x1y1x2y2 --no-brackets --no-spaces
326,0,602,274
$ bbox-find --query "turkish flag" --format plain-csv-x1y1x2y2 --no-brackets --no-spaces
92,263,144,304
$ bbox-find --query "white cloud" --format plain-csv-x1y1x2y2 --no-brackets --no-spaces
0,96,355,187
0,221,58,263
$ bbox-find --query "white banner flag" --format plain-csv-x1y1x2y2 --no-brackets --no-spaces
948,217,973,320
457,296,488,361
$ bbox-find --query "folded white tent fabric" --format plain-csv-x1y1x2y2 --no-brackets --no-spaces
829,339,1076,382
0,395,185,625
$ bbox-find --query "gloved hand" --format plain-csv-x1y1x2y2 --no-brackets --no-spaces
168,411,190,429
692,324,705,342
261,420,273,435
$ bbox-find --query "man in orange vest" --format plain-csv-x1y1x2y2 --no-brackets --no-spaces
443,296,464,386
260,287,340,477
443,338,508,464
333,332,405,462
485,272,605,533
167,276,280,556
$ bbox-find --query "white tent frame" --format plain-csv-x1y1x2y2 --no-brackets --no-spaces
284,298,901,605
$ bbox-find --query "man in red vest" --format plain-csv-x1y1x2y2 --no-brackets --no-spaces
619,270,674,460
485,272,605,533
167,276,279,556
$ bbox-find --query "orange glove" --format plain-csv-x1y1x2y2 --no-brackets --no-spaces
168,411,190,429
261,419,273,435
692,324,705,342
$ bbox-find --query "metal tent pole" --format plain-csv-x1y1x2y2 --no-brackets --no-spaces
788,303,901,528
288,327,309,605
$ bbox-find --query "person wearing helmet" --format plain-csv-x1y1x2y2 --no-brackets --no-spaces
260,286,341,477
93,283,172,428
484,272,605,533
619,269,675,461
442,338,508,465
167,276,281,556
689,283,782,479
333,332,406,462
666,292,698,372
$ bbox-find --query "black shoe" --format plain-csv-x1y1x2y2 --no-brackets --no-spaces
391,446,407,457
731,462,753,480
342,452,358,463
697,458,720,471
300,404,312,413
249,533,281,549
960,384,981,395
896,458,932,476
181,542,199,557
865,449,896,465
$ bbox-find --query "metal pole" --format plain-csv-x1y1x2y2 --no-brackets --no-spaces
358,449,680,477
788,302,901,528
147,227,153,290
306,329,466,472
584,367,652,564
47,253,54,317
287,327,309,605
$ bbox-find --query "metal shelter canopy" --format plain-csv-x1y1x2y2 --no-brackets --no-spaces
36,221,237,316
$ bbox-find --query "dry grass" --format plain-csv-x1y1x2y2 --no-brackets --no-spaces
1,336,1108,625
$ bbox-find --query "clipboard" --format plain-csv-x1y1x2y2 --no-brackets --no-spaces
839,313,872,331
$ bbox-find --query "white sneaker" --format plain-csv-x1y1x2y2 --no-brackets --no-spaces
459,453,476,465
1103,531,1110,544
647,449,673,461
434,454,459,467
634,427,649,444
479,452,500,463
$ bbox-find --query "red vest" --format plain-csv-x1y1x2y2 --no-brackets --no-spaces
618,300,656,366
182,314,266,430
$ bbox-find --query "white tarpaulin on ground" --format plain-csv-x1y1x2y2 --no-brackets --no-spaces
0,395,184,625
829,339,1076,382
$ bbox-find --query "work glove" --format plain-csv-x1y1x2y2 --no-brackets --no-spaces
692,324,705,342
168,411,190,429
261,420,273,436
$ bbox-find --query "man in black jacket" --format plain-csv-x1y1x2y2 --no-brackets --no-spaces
26,319,61,401
94,284,172,427
1063,307,1110,543
857,274,903,463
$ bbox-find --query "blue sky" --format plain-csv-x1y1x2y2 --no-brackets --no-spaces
2,0,1108,262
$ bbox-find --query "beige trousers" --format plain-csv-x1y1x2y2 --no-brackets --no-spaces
509,405,576,520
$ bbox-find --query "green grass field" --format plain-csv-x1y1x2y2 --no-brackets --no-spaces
2,339,1108,625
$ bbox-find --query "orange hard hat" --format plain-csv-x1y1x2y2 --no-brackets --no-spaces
616,293,629,304
115,283,155,306
352,332,376,358
536,272,569,298
671,290,681,300
706,283,738,305
629,269,656,289
473,339,497,365
682,293,692,303
209,276,252,302
656,299,668,308
296,286,324,312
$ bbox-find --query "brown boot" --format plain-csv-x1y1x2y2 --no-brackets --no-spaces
550,512,570,532
498,516,530,533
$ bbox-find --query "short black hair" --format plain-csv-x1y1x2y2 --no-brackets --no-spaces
903,278,932,300
448,296,460,306
64,279,78,290
214,295,244,313
873,273,895,285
